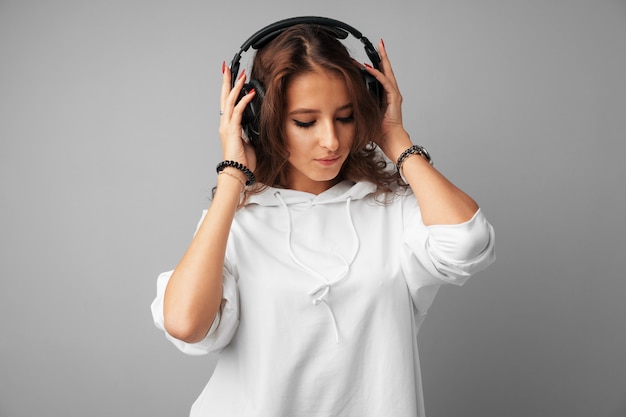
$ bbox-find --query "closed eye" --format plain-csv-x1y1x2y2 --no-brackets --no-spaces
292,114,354,129
337,114,354,124
293,119,315,128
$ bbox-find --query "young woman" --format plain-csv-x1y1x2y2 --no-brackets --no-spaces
152,18,495,417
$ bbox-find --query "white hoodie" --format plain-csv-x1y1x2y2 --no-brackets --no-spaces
151,180,495,417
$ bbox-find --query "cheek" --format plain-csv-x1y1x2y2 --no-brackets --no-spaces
339,124,356,148
283,124,298,150
284,127,309,157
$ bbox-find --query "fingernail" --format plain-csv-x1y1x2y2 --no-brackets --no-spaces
222,61,226,74
248,88,256,95
363,63,373,69
238,69,246,80
381,38,385,47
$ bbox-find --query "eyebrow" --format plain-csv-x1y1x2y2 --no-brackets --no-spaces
288,103,353,116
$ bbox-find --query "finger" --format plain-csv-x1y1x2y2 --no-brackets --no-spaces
377,39,399,86
230,88,256,127
220,61,232,112
222,69,248,120
219,81,256,146
362,61,404,124
220,89,257,159
362,62,398,98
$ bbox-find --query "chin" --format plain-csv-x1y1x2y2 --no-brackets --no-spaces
315,170,342,182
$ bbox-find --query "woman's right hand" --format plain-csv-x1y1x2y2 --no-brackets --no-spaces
219,62,257,171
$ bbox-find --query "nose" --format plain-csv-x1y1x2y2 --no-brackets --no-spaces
319,120,339,151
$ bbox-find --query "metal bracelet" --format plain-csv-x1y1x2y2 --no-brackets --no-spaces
396,145,433,184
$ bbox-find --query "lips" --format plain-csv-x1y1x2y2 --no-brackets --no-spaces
315,155,342,166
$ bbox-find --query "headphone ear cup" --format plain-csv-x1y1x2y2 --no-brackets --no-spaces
360,68,383,108
238,79,266,146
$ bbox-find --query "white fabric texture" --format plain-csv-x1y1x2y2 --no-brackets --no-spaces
151,180,495,416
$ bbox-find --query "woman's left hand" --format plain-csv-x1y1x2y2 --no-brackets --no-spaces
364,40,480,225
362,39,413,161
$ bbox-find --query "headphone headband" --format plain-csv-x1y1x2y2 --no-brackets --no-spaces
240,16,362,51
230,16,381,88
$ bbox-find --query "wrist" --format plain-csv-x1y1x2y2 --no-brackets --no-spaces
380,129,413,161
219,167,247,190
216,160,256,186
215,171,246,208
396,144,433,184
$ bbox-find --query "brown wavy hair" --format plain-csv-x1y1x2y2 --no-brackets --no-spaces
245,24,402,199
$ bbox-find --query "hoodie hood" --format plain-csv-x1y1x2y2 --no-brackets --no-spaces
246,180,378,207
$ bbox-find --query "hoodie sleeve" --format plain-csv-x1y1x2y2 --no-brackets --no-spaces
150,211,240,355
400,198,495,316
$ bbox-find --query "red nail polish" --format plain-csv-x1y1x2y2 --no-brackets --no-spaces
222,61,226,74
363,63,373,69
238,69,246,80
381,38,385,47
248,88,256,95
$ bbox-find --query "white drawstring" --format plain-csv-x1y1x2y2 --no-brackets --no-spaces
308,283,331,305
274,192,359,344
308,283,340,342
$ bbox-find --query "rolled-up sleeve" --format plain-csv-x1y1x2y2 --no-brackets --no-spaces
417,209,495,284
401,206,496,317
150,210,241,355
150,266,240,355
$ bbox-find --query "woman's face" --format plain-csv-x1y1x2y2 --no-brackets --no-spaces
282,69,355,194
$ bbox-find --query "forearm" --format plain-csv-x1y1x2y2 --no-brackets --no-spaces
163,171,243,343
384,130,479,226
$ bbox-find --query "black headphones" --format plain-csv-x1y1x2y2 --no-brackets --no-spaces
229,16,383,146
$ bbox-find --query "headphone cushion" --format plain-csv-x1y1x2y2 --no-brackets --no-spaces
360,68,383,106
239,79,266,145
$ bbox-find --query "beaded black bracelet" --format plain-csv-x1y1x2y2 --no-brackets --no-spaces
396,145,433,184
216,160,256,186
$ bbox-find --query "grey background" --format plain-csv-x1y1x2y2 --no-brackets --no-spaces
1,0,624,416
